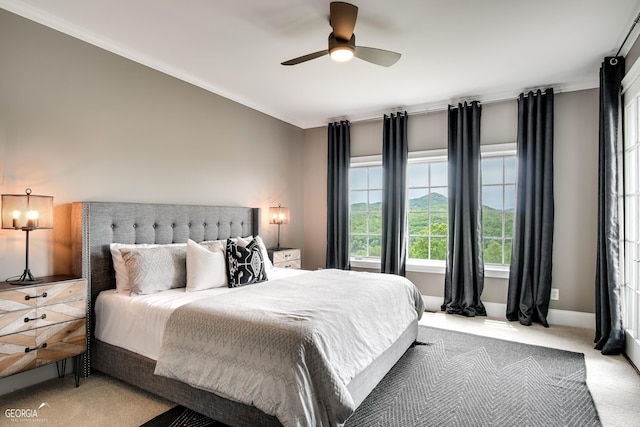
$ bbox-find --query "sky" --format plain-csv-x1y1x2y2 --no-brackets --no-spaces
351,156,517,211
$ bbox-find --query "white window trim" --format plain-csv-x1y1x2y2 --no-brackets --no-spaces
349,144,516,279
350,257,510,279
408,149,447,163
351,154,382,166
481,142,517,157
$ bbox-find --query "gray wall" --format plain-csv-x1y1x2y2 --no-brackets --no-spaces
0,9,304,281
302,90,600,314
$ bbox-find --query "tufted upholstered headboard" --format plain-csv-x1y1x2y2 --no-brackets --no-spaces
71,201,260,306
70,201,260,374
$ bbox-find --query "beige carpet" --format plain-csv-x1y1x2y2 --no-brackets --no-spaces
0,313,638,427
0,372,173,426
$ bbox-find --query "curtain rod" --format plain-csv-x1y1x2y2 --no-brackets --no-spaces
329,83,583,127
615,10,640,57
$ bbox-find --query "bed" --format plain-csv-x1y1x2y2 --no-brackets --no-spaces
70,201,424,427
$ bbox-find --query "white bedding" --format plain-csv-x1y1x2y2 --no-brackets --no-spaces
96,267,424,427
154,268,424,427
94,266,305,360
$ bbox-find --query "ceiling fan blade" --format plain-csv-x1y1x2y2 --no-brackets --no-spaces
354,46,401,67
281,50,329,66
330,2,358,41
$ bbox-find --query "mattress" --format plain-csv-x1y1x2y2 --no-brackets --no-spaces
94,266,306,360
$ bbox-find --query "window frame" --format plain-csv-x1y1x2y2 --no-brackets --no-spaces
480,143,518,268
349,155,383,259
406,150,449,264
349,144,516,279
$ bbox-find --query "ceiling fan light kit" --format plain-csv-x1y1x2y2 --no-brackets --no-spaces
330,47,354,62
329,34,355,62
281,2,401,67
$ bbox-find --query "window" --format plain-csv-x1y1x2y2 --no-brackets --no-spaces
481,147,517,265
407,155,448,261
349,144,516,271
622,74,640,368
350,160,382,258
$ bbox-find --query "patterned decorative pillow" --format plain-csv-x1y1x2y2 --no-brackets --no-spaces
111,243,186,294
226,238,267,287
120,245,187,295
236,235,273,272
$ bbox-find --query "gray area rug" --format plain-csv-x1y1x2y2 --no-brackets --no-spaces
141,325,601,427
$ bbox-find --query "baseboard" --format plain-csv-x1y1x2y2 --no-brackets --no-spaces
422,295,595,329
0,362,73,396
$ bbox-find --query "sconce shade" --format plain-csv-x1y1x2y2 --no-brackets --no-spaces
269,205,290,225
1,189,54,230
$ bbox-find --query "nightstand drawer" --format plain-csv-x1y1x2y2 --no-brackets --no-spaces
0,318,86,376
272,249,300,264
0,308,36,336
38,280,86,306
0,289,38,312
0,329,37,377
38,299,86,326
275,259,301,269
35,318,87,367
0,279,85,314
268,248,301,269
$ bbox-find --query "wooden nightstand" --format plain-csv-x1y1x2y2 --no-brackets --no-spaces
267,248,301,269
0,275,87,386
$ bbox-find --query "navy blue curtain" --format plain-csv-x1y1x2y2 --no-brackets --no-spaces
326,121,351,270
443,102,486,316
594,57,625,355
507,89,554,327
381,112,409,275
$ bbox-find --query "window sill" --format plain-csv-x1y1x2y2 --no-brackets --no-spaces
350,258,510,279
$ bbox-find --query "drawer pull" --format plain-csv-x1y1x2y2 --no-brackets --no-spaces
24,292,47,301
24,314,46,323
24,343,47,353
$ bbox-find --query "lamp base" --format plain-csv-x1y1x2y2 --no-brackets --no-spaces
7,269,42,286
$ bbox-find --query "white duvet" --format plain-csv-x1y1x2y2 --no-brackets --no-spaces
153,269,424,427
96,268,424,427
94,267,305,360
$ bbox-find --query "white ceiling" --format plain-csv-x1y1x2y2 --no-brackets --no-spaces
2,0,640,129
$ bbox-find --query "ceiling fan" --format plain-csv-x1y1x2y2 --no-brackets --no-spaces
281,2,401,67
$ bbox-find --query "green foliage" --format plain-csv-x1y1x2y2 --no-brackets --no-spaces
483,239,503,264
350,192,514,264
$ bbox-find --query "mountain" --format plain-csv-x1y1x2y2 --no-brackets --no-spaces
350,192,513,213
351,193,448,210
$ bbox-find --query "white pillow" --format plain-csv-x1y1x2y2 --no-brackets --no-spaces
110,242,186,294
120,245,187,295
236,235,273,272
186,239,227,291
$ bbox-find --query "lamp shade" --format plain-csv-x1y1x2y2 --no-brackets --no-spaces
269,204,290,225
1,189,54,230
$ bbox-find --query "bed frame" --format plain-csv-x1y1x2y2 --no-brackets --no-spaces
70,201,417,426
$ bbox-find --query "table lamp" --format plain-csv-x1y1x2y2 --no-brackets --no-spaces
1,188,54,285
269,204,290,250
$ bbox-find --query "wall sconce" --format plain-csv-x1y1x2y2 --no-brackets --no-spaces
1,188,54,285
269,203,290,250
